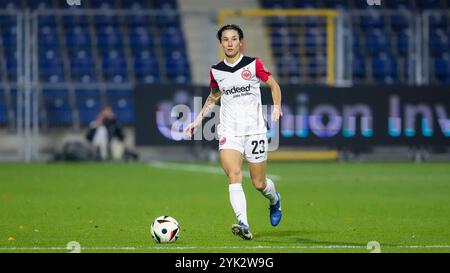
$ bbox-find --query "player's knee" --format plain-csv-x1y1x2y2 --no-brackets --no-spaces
226,168,242,181
252,177,266,191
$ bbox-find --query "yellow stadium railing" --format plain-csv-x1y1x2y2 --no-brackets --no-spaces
217,9,338,85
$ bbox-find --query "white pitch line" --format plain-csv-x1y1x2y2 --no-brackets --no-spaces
148,161,281,180
1,245,450,251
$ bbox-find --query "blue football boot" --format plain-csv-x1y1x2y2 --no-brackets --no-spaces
270,192,282,226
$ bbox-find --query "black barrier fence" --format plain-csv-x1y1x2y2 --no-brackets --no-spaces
135,85,450,150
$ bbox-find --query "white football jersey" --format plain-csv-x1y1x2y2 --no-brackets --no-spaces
210,54,272,137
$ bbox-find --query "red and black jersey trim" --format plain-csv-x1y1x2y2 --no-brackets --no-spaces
212,56,255,73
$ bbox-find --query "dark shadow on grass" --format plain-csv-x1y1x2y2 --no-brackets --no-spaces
254,230,367,247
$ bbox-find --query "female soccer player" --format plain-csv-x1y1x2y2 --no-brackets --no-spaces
185,24,282,240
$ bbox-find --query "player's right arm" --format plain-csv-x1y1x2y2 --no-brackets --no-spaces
184,90,221,137
184,68,221,137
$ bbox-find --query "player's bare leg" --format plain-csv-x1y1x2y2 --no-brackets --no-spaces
249,161,282,226
220,149,243,184
220,149,253,240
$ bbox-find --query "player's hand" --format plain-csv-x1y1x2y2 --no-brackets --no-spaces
271,105,283,122
184,121,200,138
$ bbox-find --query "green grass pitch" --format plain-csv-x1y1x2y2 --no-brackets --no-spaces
0,162,449,253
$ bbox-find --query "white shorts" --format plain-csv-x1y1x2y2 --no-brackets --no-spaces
218,132,268,163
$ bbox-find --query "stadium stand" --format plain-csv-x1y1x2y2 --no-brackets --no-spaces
259,0,450,84
0,0,190,128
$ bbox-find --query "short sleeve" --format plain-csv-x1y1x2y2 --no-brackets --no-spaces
255,58,272,82
209,68,218,90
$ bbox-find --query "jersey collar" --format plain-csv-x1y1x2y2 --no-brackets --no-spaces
224,54,243,68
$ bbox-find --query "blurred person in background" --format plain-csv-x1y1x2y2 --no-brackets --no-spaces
86,105,125,161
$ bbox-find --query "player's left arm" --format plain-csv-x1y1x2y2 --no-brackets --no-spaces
255,58,283,122
265,76,283,122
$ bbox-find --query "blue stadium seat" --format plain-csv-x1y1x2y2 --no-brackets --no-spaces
44,73,66,83
276,53,300,77
75,88,101,101
352,31,361,53
91,0,117,9
365,29,390,55
6,54,17,81
126,12,150,27
78,96,102,126
306,56,324,77
42,88,68,100
372,52,398,83
75,88,102,125
75,74,99,83
1,25,17,48
8,89,18,124
417,0,442,9
129,27,154,49
136,73,160,84
43,89,73,127
153,0,177,10
293,0,319,8
304,30,324,52
156,12,180,28
271,28,298,49
396,30,410,56
110,97,134,125
386,0,415,9
39,26,60,49
391,12,410,30
102,50,128,81
160,27,185,49
352,53,366,80
323,0,350,9
260,0,288,9
168,74,191,84
66,26,91,49
0,1,20,9
360,11,385,30
266,16,289,28
113,102,134,125
133,50,159,76
97,25,122,48
301,16,322,28
93,8,119,27
106,74,129,83
31,0,55,10
164,48,189,81
39,49,65,81
107,89,132,101
0,89,6,126
434,53,450,83
0,15,17,26
429,13,447,29
165,51,190,75
62,15,89,28
121,0,148,9
429,29,449,56
71,50,96,80
400,58,412,82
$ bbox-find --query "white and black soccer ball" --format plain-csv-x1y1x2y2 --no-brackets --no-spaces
150,216,180,244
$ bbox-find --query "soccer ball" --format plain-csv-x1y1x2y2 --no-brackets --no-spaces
150,216,180,244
